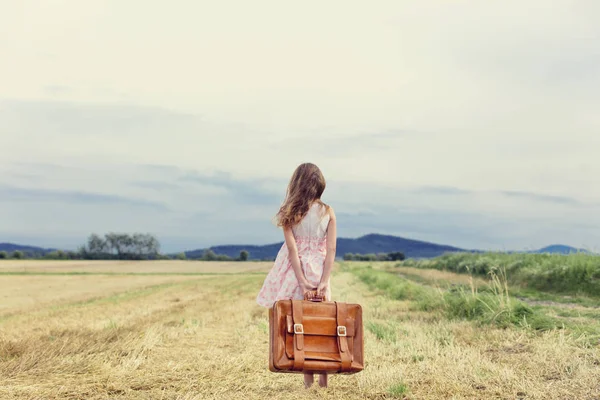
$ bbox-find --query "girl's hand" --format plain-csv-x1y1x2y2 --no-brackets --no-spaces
300,280,315,298
316,281,328,297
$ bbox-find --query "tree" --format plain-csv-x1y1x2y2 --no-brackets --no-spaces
0,251,7,259
87,233,107,255
105,233,125,257
239,250,249,261
376,253,391,262
76,245,89,259
202,249,217,261
363,253,377,261
11,250,24,259
77,232,161,260
343,253,355,261
45,251,67,260
388,252,406,261
141,234,160,258
175,252,187,260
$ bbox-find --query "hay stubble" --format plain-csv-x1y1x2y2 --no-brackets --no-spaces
0,261,598,399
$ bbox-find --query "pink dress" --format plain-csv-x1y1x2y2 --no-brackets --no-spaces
256,203,332,308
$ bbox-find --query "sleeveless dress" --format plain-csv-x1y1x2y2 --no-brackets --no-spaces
256,203,332,308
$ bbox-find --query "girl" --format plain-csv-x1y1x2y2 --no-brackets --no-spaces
256,162,337,389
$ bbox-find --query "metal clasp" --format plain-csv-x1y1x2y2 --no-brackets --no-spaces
294,324,304,334
337,326,347,337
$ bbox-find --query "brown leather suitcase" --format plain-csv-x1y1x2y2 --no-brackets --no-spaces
268,294,364,374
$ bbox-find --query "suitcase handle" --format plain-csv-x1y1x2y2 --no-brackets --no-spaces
304,289,326,302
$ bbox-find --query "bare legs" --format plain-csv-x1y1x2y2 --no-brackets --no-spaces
318,373,328,388
304,373,328,388
303,373,314,388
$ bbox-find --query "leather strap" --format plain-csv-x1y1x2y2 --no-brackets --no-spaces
335,301,352,372
291,300,305,371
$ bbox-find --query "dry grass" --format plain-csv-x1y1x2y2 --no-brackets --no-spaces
1,261,599,399
0,275,193,316
0,260,273,274
386,265,489,288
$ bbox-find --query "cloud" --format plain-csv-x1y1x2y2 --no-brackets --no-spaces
2,161,598,252
179,171,281,206
270,129,434,159
413,186,472,196
131,180,180,191
0,185,168,211
1,100,199,137
43,85,71,96
1,2,599,250
500,191,582,206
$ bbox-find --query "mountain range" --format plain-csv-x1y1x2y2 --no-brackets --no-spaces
181,234,590,259
184,233,470,260
0,235,590,260
0,243,56,256
529,245,589,255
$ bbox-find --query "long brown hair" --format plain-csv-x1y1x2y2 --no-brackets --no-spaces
275,163,329,228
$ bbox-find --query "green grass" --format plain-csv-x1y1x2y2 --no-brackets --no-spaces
344,263,565,332
401,252,600,297
442,286,558,330
352,266,429,301
367,321,398,343
510,287,600,308
388,382,409,398
552,308,600,319
382,263,600,309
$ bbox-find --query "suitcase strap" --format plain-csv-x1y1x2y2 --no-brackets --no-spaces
335,301,353,372
291,300,305,371
291,300,353,373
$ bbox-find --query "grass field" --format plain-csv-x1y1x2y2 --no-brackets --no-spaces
402,252,600,297
1,260,599,399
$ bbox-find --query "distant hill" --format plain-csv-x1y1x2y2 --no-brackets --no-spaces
337,234,467,258
0,243,55,256
530,245,589,255
186,242,285,260
184,233,469,260
2,238,592,260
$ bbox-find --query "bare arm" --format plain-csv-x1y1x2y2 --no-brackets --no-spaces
317,207,337,295
283,226,312,294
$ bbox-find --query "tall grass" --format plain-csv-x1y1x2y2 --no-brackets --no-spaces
350,265,559,331
401,252,600,297
441,269,557,330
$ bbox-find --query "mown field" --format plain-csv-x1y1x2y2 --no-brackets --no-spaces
1,260,599,399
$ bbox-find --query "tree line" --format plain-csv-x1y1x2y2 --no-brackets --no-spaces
171,249,250,262
343,252,405,261
0,233,251,261
1,235,407,262
0,250,25,259
80,233,161,260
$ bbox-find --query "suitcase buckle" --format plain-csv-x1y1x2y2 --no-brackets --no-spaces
337,326,347,337
293,324,304,334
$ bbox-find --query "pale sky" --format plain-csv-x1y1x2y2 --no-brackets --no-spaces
1,1,599,252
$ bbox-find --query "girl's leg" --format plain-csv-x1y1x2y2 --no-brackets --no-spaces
318,373,328,388
304,372,314,388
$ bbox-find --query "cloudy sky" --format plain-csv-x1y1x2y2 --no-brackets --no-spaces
1,1,599,252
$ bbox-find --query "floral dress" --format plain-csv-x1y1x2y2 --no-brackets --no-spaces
256,203,332,307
